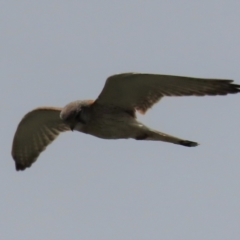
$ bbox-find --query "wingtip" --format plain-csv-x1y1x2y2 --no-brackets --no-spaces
15,162,28,171
14,158,33,171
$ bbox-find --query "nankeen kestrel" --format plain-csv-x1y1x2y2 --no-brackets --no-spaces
12,73,240,171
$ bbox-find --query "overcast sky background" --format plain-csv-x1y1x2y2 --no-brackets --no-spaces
1,1,240,239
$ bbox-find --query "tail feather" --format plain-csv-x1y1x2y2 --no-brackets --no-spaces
178,140,199,147
135,128,199,147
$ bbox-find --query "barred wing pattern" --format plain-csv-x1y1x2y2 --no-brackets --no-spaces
96,73,240,114
12,107,70,171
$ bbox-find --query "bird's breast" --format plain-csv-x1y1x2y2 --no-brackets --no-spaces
75,107,139,139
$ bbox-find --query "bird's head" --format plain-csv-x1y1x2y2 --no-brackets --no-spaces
60,100,93,131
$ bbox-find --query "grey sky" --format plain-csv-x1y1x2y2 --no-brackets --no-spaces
1,1,240,239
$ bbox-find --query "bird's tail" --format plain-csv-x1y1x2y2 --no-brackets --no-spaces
136,128,199,147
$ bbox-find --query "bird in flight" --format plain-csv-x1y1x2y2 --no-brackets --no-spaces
12,73,240,171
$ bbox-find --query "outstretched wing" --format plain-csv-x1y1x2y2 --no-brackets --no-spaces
12,107,70,171
95,73,240,114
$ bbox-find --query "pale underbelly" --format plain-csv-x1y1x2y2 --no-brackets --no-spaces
75,119,146,139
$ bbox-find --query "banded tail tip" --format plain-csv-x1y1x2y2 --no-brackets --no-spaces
179,140,199,147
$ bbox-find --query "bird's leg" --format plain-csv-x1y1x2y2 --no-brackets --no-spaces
135,128,199,147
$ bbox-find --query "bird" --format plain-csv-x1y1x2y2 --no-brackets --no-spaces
12,72,240,171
